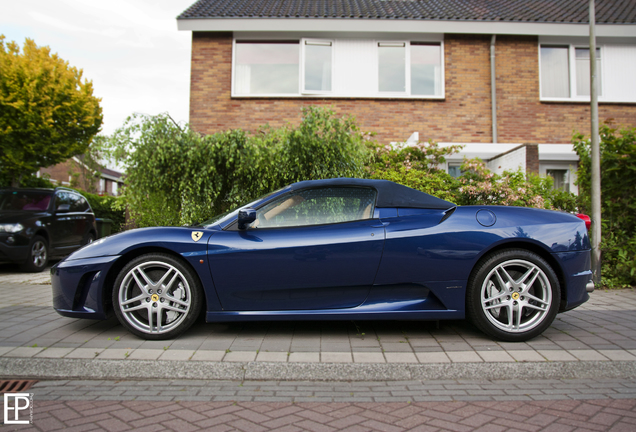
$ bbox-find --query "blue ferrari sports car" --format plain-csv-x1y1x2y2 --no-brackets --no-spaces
51,178,594,342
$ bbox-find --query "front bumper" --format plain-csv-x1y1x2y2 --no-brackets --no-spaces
51,255,120,319
0,235,29,264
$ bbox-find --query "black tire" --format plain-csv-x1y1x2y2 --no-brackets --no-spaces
466,249,560,342
83,232,96,246
21,235,49,273
112,253,203,340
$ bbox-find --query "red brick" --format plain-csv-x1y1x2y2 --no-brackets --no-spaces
189,33,636,146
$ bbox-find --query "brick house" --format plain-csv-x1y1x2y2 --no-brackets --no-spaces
177,0,636,194
38,157,125,196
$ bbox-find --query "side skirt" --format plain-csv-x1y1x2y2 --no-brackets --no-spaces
206,309,463,322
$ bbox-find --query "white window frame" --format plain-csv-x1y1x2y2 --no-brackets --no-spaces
376,40,445,99
301,39,334,95
231,37,444,99
231,39,301,97
539,43,604,102
539,162,578,195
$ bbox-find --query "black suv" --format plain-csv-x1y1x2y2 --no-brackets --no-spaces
0,187,97,272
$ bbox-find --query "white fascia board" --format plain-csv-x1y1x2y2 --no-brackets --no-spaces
439,143,521,160
538,144,579,161
178,18,636,37
100,173,123,182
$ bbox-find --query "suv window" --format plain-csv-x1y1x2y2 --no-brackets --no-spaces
69,193,89,212
0,191,52,211
54,192,72,211
253,187,377,229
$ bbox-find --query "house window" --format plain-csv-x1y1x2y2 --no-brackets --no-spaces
233,38,444,98
112,182,118,196
378,42,406,92
234,41,300,95
540,46,570,98
447,163,463,178
378,42,443,96
303,40,332,93
547,169,570,193
575,48,602,96
540,45,602,100
411,43,442,96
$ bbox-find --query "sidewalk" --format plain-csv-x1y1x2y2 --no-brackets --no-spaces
1,269,636,381
1,270,635,431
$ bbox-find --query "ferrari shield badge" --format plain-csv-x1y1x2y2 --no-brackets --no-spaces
191,231,203,242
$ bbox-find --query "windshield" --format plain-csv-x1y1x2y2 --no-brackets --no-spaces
197,187,286,228
0,190,52,212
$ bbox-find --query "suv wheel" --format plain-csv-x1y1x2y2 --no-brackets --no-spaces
22,235,49,273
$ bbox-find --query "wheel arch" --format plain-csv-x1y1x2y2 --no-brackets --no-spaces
33,229,49,244
470,240,568,311
101,246,208,315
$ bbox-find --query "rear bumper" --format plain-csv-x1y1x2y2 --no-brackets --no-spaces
553,250,593,312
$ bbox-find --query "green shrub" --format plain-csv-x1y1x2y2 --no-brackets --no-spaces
77,190,125,234
574,122,636,288
103,107,371,227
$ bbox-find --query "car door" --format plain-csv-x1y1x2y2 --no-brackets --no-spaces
67,192,91,246
208,186,385,311
50,191,75,250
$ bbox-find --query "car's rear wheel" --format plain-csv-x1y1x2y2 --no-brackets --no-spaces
83,232,95,245
466,249,560,342
21,236,49,273
112,253,202,340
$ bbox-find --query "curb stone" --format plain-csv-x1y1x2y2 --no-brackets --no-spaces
2,357,636,381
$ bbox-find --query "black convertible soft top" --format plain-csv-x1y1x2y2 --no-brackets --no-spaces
289,178,456,210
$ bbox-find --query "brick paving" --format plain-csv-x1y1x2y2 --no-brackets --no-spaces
26,378,636,403
1,279,636,374
2,397,635,431
2,269,636,430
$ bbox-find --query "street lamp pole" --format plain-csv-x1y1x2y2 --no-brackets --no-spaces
589,0,602,284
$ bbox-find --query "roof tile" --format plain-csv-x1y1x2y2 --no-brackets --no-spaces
178,0,636,24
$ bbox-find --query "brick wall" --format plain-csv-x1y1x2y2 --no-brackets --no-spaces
189,32,636,145
40,161,73,185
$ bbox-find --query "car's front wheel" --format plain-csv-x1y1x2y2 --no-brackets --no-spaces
112,253,202,340
21,236,49,273
466,249,560,342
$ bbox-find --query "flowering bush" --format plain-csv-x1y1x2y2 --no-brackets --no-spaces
456,158,576,211
369,140,576,212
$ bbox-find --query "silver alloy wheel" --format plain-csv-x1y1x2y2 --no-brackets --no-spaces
117,261,192,335
480,258,552,333
31,240,47,268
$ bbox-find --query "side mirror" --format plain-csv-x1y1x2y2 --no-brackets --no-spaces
56,204,71,213
237,208,256,230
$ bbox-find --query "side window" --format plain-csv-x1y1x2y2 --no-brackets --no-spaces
54,192,72,211
253,187,377,229
69,193,89,212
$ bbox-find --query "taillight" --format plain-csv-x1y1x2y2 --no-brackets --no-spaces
576,214,591,230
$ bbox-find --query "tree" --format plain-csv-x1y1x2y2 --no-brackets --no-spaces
0,36,102,186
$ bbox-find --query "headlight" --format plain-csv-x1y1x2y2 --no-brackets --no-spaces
0,223,24,233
